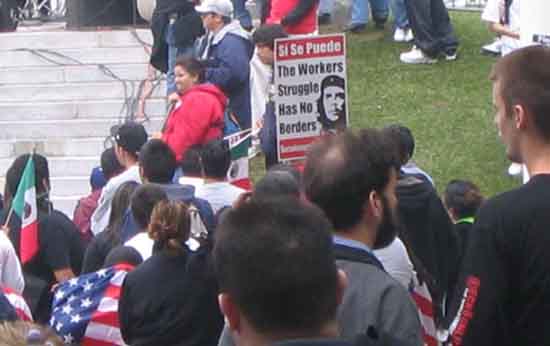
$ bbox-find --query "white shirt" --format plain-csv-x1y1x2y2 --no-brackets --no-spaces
91,165,141,235
374,237,414,289
482,0,521,55
195,182,246,214
125,233,154,262
0,231,24,294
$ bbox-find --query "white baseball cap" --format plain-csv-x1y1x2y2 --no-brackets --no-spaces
195,0,234,17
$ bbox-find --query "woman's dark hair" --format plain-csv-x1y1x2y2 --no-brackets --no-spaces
106,181,139,246
174,56,206,84
252,24,288,50
103,246,143,268
148,200,190,255
444,179,485,220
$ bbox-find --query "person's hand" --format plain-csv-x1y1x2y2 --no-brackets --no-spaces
233,192,253,209
168,92,180,104
255,118,264,130
0,225,10,235
152,132,162,139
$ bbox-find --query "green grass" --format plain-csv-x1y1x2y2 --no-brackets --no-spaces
252,11,519,198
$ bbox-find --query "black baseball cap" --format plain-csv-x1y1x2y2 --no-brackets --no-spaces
114,122,148,155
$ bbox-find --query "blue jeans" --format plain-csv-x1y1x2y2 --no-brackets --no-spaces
351,0,389,25
231,0,252,29
391,0,409,29
166,22,194,95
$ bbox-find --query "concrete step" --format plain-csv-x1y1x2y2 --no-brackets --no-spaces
0,81,166,102
50,176,92,198
51,196,81,219
0,99,167,121
0,156,99,178
0,137,116,159
0,63,160,85
0,47,150,68
0,118,164,141
0,29,153,51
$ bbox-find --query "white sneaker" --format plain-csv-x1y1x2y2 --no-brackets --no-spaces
508,163,523,176
444,51,458,61
393,27,407,42
405,28,414,42
400,46,437,64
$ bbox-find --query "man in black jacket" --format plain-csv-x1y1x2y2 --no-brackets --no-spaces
149,0,204,101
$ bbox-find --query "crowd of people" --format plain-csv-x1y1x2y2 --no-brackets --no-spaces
0,0,549,345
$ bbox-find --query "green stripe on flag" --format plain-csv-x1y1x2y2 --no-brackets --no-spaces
12,157,35,218
231,137,251,160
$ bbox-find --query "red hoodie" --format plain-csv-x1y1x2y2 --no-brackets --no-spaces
162,84,227,162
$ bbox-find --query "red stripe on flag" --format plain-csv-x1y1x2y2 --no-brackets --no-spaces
20,221,39,264
82,336,120,346
231,179,252,191
412,291,434,317
103,284,121,299
90,311,119,328
424,332,438,346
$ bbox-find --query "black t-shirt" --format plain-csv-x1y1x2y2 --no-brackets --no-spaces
447,174,550,346
81,229,117,274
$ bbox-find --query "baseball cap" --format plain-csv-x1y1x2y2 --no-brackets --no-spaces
195,0,233,17
90,166,107,191
114,122,148,155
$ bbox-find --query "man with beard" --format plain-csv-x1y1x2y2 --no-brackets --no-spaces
445,46,550,346
303,129,423,346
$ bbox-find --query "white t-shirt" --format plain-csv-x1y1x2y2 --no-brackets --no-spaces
91,165,142,235
195,182,246,214
125,233,154,262
373,237,414,289
0,231,25,294
482,0,521,55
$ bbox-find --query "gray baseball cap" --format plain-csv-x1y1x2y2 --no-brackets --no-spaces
195,0,234,17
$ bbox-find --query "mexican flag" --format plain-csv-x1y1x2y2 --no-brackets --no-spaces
11,156,39,264
226,131,252,190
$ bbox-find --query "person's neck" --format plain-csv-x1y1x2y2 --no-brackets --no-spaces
124,160,137,170
522,140,550,177
334,223,376,248
239,321,339,346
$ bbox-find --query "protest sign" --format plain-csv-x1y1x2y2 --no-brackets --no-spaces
274,34,348,162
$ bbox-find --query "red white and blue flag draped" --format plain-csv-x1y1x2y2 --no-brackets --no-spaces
2,286,32,321
50,264,134,346
411,279,439,346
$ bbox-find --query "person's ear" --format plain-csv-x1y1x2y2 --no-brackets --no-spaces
367,190,383,219
513,104,528,130
219,293,241,332
41,178,50,192
336,269,348,306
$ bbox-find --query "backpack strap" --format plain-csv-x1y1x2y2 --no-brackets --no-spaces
333,244,385,271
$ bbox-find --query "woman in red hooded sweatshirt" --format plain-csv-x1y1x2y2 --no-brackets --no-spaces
158,57,227,163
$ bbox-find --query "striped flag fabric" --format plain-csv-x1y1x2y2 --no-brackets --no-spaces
411,279,440,346
11,155,39,264
2,286,32,321
225,130,252,190
50,264,134,346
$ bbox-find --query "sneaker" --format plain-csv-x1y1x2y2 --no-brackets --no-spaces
343,23,366,33
444,51,458,61
405,28,414,42
481,39,502,56
508,163,523,176
400,46,437,64
393,27,407,42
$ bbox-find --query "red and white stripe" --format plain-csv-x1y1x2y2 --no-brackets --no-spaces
81,265,131,346
411,280,439,346
3,286,32,321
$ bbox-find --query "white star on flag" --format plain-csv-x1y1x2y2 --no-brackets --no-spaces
83,281,93,292
64,334,74,344
69,278,79,286
96,269,108,278
70,314,82,324
55,289,65,301
56,322,63,332
62,304,73,315
81,298,93,308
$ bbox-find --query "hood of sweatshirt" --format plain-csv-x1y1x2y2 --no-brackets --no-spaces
187,83,228,106
212,20,251,45
396,174,435,211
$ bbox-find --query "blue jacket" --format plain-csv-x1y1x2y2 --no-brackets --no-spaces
202,22,254,130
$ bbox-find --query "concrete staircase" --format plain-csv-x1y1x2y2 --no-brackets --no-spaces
0,27,166,217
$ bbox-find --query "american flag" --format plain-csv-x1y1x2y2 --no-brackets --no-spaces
50,264,134,346
3,286,32,321
411,278,440,346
